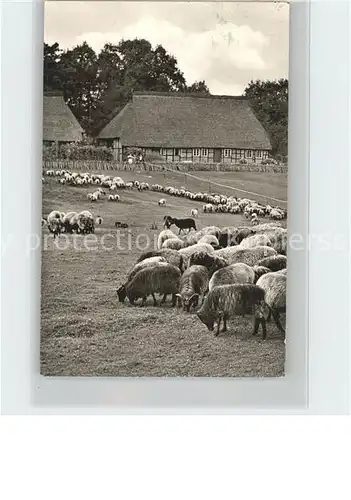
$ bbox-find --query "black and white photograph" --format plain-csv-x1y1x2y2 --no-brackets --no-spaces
41,1,289,377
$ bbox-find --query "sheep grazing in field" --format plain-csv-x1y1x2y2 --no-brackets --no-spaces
188,251,228,277
215,245,277,266
137,248,184,272
164,216,197,234
176,265,209,312
257,255,287,272
218,227,239,248
179,243,215,269
239,233,272,249
190,208,199,218
203,203,214,213
76,210,95,234
196,226,221,240
114,194,120,201
118,263,181,307
197,234,220,248
208,263,255,291
251,213,259,226
47,210,64,237
256,272,286,333
108,194,115,201
252,265,272,283
162,237,185,250
158,198,166,207
196,283,269,338
126,256,167,283
157,229,179,250
95,216,103,225
62,211,79,234
232,227,255,245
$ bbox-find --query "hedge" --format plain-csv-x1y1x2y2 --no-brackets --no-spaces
43,143,114,161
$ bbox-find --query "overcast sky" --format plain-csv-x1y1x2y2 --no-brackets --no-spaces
45,1,289,95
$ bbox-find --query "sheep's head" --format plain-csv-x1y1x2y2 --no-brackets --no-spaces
196,309,214,331
176,293,199,312
116,285,127,303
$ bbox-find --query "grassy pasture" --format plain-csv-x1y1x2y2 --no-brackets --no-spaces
41,168,287,377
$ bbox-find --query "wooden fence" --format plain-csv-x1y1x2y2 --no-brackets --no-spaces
43,160,288,174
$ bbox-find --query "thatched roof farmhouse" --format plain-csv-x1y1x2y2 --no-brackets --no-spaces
98,92,272,163
43,91,83,144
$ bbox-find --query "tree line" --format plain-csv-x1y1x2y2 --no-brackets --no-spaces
44,39,288,157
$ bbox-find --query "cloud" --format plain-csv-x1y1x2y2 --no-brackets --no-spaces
72,16,268,95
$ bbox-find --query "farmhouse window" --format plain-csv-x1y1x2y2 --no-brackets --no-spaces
256,150,262,158
246,150,252,158
161,148,167,155
202,148,208,156
175,148,180,156
263,151,268,159
193,148,201,156
223,149,231,157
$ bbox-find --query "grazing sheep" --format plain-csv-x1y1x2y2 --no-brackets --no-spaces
256,272,286,333
95,216,103,225
179,243,215,269
114,194,120,201
252,266,272,283
257,255,287,272
263,228,287,255
126,256,167,282
157,229,178,249
62,211,79,233
47,210,63,238
239,234,272,249
191,208,199,218
218,227,240,248
196,226,221,240
196,284,268,338
118,263,181,307
203,203,214,213
188,251,228,277
158,198,166,207
137,248,184,272
87,193,94,201
162,238,185,250
233,227,255,245
197,234,220,248
209,263,255,291
176,265,209,312
215,246,277,266
108,194,115,201
76,210,95,234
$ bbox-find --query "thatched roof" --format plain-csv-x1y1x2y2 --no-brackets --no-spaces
98,92,271,150
43,92,84,142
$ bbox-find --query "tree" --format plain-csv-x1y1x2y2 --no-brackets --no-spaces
60,42,100,133
244,79,288,157
185,80,210,95
43,42,64,91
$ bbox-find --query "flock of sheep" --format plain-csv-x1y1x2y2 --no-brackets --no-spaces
43,169,287,339
117,222,287,339
43,169,287,224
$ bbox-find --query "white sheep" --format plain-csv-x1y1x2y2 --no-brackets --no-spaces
158,198,166,207
108,194,115,201
157,229,178,250
114,194,120,201
191,208,199,218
